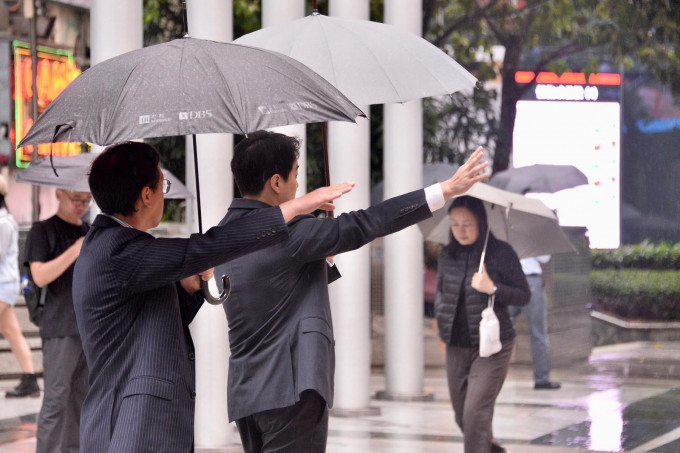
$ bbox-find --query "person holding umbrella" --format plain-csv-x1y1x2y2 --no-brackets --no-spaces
215,131,488,453
511,255,562,390
71,141,355,453
435,196,530,453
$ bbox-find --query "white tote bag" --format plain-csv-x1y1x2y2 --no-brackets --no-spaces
479,294,502,357
477,226,502,357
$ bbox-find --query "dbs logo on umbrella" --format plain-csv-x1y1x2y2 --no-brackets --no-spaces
179,110,213,120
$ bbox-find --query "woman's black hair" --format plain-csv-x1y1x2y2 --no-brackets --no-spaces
444,195,496,258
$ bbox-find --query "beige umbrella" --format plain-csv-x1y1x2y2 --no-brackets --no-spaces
418,183,577,260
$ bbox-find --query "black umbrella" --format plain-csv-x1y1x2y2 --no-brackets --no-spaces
489,164,588,194
17,37,364,304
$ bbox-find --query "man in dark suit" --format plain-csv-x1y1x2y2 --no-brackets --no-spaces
72,141,354,453
216,131,488,452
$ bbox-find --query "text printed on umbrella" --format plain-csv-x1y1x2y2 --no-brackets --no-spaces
139,114,172,125
258,101,317,115
179,110,213,120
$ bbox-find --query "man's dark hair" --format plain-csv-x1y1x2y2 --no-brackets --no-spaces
89,141,161,216
232,131,300,196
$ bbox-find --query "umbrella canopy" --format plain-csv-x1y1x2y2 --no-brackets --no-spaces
17,37,364,148
371,162,458,206
234,12,478,106
15,153,192,199
489,164,588,194
418,183,577,259
16,36,364,306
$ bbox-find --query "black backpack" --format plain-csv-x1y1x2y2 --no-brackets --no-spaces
23,222,56,327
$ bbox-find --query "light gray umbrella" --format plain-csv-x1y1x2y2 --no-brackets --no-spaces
234,8,477,190
16,36,364,305
489,164,588,194
234,11,477,106
418,183,577,259
15,153,192,199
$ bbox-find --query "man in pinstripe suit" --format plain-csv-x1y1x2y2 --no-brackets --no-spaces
216,131,488,452
72,141,354,453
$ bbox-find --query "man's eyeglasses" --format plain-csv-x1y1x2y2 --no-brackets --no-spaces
64,192,92,207
162,179,171,194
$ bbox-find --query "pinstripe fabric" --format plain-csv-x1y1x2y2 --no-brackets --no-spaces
216,190,433,423
73,207,288,453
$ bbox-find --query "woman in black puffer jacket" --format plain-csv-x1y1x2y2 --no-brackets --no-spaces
435,196,530,453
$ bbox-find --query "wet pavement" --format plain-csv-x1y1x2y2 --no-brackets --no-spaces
1,341,680,452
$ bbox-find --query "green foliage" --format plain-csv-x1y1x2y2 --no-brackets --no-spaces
591,269,680,321
234,0,261,38
424,90,498,165
423,0,680,172
592,241,680,270
143,0,183,45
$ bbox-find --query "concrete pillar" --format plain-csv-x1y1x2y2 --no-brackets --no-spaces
90,0,142,66
262,0,308,195
89,0,142,220
378,0,430,401
184,0,237,448
326,0,378,416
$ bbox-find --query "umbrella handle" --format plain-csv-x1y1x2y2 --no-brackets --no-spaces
201,275,231,305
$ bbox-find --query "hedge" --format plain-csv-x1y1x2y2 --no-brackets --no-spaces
592,241,680,270
590,269,680,321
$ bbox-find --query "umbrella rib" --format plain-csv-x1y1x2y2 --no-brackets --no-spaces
102,67,140,144
322,18,403,102
192,41,246,134
100,46,172,144
327,17,475,103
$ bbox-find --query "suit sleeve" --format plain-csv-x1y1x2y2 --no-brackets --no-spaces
110,206,289,293
286,189,432,263
176,282,204,324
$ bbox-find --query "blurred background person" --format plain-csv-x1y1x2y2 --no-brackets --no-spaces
435,196,529,453
424,240,445,357
510,255,561,390
0,174,40,398
25,188,91,453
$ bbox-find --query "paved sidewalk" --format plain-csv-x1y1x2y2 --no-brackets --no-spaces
1,341,680,452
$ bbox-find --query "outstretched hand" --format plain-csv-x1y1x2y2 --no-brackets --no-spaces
441,147,489,200
280,182,356,222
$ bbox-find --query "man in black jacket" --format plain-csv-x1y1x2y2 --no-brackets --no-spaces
216,131,488,452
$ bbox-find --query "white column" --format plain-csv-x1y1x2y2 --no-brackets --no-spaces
185,0,237,448
262,0,308,195
379,0,430,401
327,0,377,416
89,0,142,221
90,0,142,66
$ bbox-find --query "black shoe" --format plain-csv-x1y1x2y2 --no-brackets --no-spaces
5,373,40,398
534,381,561,390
